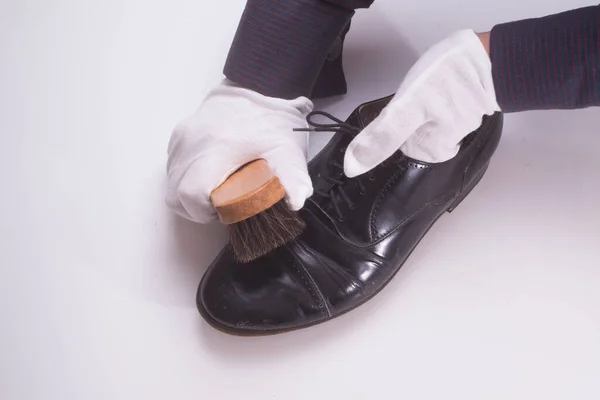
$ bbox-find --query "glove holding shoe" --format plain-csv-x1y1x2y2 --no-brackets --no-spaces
344,29,500,177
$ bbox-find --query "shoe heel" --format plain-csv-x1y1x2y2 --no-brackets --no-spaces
447,163,489,213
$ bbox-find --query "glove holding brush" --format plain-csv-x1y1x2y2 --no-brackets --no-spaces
166,79,314,262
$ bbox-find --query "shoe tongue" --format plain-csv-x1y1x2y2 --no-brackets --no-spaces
356,95,394,127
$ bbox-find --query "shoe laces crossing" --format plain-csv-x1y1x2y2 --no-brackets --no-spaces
294,111,377,221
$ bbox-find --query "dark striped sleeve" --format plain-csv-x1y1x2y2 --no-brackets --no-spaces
223,0,374,100
490,5,600,112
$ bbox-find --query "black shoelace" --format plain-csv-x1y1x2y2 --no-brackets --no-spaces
294,111,377,221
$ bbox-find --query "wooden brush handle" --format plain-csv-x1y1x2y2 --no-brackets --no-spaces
210,159,286,225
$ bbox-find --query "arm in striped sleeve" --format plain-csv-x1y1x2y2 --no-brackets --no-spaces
223,0,375,100
490,5,600,112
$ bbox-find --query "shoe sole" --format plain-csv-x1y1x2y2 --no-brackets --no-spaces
198,162,490,336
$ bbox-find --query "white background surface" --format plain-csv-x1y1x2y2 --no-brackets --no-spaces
2,1,600,399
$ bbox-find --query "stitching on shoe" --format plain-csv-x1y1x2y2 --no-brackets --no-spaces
458,113,498,191
368,113,500,241
286,244,332,317
296,241,347,314
303,204,391,255
309,244,365,294
369,162,431,240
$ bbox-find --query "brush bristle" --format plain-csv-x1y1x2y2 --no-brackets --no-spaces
229,200,306,263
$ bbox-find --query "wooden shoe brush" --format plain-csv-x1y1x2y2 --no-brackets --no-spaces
210,159,306,263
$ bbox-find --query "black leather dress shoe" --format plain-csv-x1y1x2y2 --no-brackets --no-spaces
198,95,503,335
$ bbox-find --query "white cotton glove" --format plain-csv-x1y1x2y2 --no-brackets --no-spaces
344,29,500,177
166,79,314,223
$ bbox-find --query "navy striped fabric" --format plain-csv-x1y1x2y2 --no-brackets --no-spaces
324,0,374,8
223,0,360,99
491,5,600,112
225,1,600,112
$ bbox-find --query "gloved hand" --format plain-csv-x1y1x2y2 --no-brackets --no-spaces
166,79,314,223
344,29,500,177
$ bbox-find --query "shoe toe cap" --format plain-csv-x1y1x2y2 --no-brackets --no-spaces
198,246,328,335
